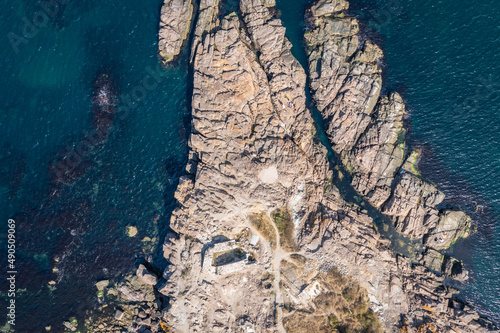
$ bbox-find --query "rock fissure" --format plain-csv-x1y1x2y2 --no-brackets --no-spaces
83,0,498,332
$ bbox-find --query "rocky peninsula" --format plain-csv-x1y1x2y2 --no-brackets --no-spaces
77,0,498,332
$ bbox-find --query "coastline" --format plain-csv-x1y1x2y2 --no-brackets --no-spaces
63,0,498,332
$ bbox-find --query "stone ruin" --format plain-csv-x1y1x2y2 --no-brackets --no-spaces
202,240,256,275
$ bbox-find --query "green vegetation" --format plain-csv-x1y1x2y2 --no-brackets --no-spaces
282,266,382,333
409,154,419,175
395,129,407,162
310,123,317,137
446,234,467,249
248,212,277,249
271,208,297,252
212,248,246,266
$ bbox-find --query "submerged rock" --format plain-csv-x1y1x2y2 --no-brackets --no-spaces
49,72,118,187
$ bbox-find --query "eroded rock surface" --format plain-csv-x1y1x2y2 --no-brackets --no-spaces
66,1,498,333
159,0,194,62
157,1,493,332
305,0,468,242
83,274,167,333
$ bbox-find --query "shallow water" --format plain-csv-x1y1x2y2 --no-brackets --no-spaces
0,0,499,331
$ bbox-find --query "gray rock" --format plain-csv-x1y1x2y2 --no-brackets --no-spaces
158,0,194,62
95,279,109,291
382,172,444,238
117,276,155,302
114,309,124,321
261,0,275,7
425,210,471,250
136,264,158,286
310,0,349,17
63,321,77,332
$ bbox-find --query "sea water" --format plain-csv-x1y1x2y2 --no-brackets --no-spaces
277,0,500,322
0,1,190,331
0,0,498,331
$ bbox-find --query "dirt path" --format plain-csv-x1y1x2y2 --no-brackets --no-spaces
269,215,287,333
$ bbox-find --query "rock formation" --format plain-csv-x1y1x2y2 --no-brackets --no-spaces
155,0,495,332
159,0,194,63
305,0,467,242
76,1,497,332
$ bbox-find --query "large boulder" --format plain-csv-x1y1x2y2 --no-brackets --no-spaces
310,0,349,17
425,210,471,250
158,0,194,62
136,264,159,286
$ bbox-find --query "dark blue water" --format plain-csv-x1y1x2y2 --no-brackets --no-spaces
349,0,500,322
277,0,500,323
0,0,499,331
0,1,190,331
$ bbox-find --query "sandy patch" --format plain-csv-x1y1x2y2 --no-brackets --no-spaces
259,166,278,184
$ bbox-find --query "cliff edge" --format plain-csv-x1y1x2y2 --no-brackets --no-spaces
156,0,495,332
79,1,498,332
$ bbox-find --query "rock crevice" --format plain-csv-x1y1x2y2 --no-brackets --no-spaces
153,0,496,332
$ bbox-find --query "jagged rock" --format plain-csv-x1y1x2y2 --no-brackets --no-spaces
114,309,124,321
421,247,445,273
305,0,451,241
96,279,109,291
306,13,382,150
173,175,193,203
160,0,406,330
153,0,492,332
425,210,471,250
346,93,406,208
63,321,77,332
310,0,349,17
261,0,275,7
158,0,194,62
442,255,469,282
136,264,158,286
382,172,444,238
117,275,155,302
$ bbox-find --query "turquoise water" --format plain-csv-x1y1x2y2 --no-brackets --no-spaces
0,0,499,331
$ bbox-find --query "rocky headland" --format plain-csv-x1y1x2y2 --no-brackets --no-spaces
158,0,194,63
78,0,498,332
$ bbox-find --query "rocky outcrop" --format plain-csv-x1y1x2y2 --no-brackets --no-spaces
156,1,493,332
158,0,194,62
425,209,471,250
81,273,167,333
136,264,159,286
305,0,467,242
345,93,406,208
